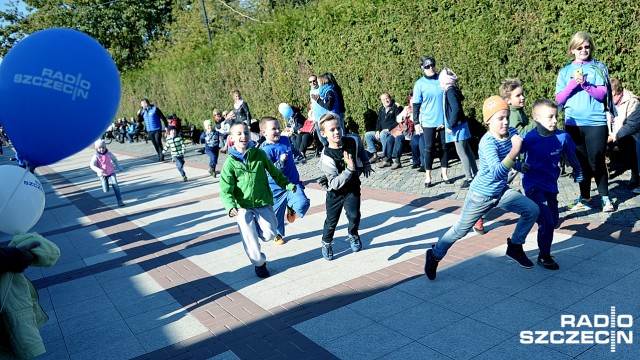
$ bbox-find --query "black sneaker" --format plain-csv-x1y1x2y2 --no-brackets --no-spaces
505,239,534,269
537,255,559,270
460,179,471,189
255,263,270,278
424,246,440,280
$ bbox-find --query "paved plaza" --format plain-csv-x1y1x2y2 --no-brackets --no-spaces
1,138,639,359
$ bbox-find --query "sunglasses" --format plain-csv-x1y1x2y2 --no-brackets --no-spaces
422,64,434,70
308,79,317,83
575,45,591,51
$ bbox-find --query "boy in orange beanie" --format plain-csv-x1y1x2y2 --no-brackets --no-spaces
424,96,539,280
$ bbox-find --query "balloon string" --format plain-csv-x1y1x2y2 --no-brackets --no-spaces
0,167,30,218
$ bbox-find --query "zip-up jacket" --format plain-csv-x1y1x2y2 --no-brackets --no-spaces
219,147,294,214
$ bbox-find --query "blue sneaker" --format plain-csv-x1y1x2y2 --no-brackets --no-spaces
321,241,333,260
348,235,362,252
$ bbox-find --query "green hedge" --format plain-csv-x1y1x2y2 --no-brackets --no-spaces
118,0,640,133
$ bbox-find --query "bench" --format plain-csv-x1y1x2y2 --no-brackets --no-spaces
180,125,198,144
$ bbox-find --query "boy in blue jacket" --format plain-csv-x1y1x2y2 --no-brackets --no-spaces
520,99,583,270
259,117,311,244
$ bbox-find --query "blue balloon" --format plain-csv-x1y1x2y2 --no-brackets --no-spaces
0,28,121,166
278,102,293,119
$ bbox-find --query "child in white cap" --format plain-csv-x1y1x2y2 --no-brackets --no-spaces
90,139,125,207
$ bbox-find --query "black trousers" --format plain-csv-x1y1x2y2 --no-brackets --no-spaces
566,125,608,197
148,130,164,160
322,191,361,243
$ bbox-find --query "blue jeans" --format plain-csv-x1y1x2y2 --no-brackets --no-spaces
365,131,390,155
272,185,311,236
526,189,558,257
433,188,539,259
173,156,185,177
205,145,220,169
384,134,404,161
636,137,640,180
101,174,123,204
411,133,425,167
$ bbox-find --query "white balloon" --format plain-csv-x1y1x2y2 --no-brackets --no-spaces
0,165,45,234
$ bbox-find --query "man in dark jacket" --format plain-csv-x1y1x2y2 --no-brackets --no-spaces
365,93,403,167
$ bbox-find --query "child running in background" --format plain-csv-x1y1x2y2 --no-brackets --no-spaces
424,96,539,280
318,112,373,260
521,99,583,270
219,121,297,278
90,139,125,207
199,119,226,178
162,126,188,182
259,117,311,244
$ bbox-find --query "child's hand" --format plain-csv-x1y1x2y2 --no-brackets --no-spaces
229,208,238,217
363,165,373,178
344,151,355,169
520,163,531,173
100,171,106,177
510,134,523,153
280,153,288,162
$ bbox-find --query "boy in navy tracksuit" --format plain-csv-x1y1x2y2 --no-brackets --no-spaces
520,99,583,270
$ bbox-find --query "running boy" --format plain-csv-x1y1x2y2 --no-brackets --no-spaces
424,96,540,280
90,139,125,207
259,117,311,244
199,119,226,177
318,112,372,260
162,126,188,181
521,99,583,270
219,121,297,278
474,78,534,235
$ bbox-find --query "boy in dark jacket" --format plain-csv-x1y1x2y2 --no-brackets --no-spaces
318,112,372,260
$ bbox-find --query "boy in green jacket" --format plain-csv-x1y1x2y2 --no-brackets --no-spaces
219,121,297,278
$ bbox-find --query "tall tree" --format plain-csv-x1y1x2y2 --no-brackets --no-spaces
0,0,176,71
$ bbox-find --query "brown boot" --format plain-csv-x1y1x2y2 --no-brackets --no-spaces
390,159,401,170
378,160,391,168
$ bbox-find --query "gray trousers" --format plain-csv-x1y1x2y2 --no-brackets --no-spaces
236,206,278,266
